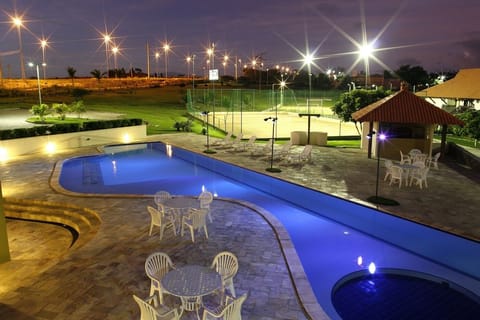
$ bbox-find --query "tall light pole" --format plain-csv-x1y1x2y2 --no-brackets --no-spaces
112,46,119,78
186,56,191,78
28,62,45,106
207,43,216,124
366,132,398,205
223,54,229,76
40,39,48,79
155,52,160,77
163,43,170,78
12,17,26,79
298,53,319,145
103,34,111,78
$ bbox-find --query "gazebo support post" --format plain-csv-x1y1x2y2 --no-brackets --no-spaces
440,124,448,159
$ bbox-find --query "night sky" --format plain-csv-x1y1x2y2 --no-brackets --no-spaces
1,0,480,78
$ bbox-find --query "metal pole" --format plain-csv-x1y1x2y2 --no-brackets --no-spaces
35,65,42,106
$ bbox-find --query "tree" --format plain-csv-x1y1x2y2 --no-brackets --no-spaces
454,110,480,140
395,65,429,90
52,103,70,120
90,69,103,81
67,66,77,87
31,103,51,123
332,88,391,134
70,100,87,118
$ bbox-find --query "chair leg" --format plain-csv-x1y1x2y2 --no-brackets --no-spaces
149,224,154,236
227,280,236,297
190,227,195,243
159,225,165,240
203,226,209,239
208,211,213,223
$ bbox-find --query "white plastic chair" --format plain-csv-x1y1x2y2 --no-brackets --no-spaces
408,148,422,157
211,132,233,147
427,152,441,169
399,150,411,164
202,293,247,320
232,136,256,152
410,167,429,189
147,206,177,240
249,139,273,157
271,140,292,160
219,133,243,149
181,208,209,242
132,294,180,320
283,145,313,166
389,165,404,188
145,252,175,305
154,191,172,208
383,159,393,181
411,153,428,165
211,251,239,298
198,191,214,222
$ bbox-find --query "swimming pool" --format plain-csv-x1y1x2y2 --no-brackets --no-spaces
59,142,480,319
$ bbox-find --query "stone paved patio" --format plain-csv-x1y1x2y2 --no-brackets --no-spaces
1,132,479,319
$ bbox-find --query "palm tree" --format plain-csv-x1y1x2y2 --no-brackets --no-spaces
67,66,77,87
90,69,103,81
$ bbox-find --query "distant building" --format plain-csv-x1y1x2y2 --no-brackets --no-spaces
416,68,480,111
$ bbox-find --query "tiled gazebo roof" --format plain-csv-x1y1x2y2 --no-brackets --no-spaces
352,84,464,126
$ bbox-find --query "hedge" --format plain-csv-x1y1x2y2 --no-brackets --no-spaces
0,118,144,140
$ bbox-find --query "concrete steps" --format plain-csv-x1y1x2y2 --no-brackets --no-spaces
3,198,102,250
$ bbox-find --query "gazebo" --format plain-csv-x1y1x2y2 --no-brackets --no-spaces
352,83,464,160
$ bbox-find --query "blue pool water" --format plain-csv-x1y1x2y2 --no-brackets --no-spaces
59,142,480,319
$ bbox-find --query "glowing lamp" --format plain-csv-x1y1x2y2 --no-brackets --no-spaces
45,141,56,154
0,147,8,162
368,262,376,274
357,256,363,266
122,133,131,143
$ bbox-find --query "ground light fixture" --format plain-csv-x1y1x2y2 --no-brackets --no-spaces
265,117,281,173
366,131,399,206
202,111,216,154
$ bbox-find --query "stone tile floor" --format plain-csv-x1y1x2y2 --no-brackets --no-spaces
1,133,479,319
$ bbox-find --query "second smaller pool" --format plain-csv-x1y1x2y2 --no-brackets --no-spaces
332,269,480,320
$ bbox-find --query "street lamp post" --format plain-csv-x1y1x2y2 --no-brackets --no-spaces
40,39,48,79
298,54,319,145
112,46,119,78
366,131,398,205
163,43,170,78
28,62,45,106
155,52,160,77
265,117,281,173
202,111,216,154
103,34,111,77
13,17,26,79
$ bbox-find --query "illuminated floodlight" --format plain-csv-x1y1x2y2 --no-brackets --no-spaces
0,147,8,162
45,141,56,154
368,262,376,274
122,133,131,143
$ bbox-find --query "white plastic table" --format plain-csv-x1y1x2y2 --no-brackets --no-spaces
163,197,200,230
161,265,222,319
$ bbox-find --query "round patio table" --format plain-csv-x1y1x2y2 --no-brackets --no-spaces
162,265,222,318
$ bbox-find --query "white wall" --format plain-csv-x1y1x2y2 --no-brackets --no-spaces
0,125,146,159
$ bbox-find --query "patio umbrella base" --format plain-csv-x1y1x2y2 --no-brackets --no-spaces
203,149,217,154
266,167,282,173
367,196,399,206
